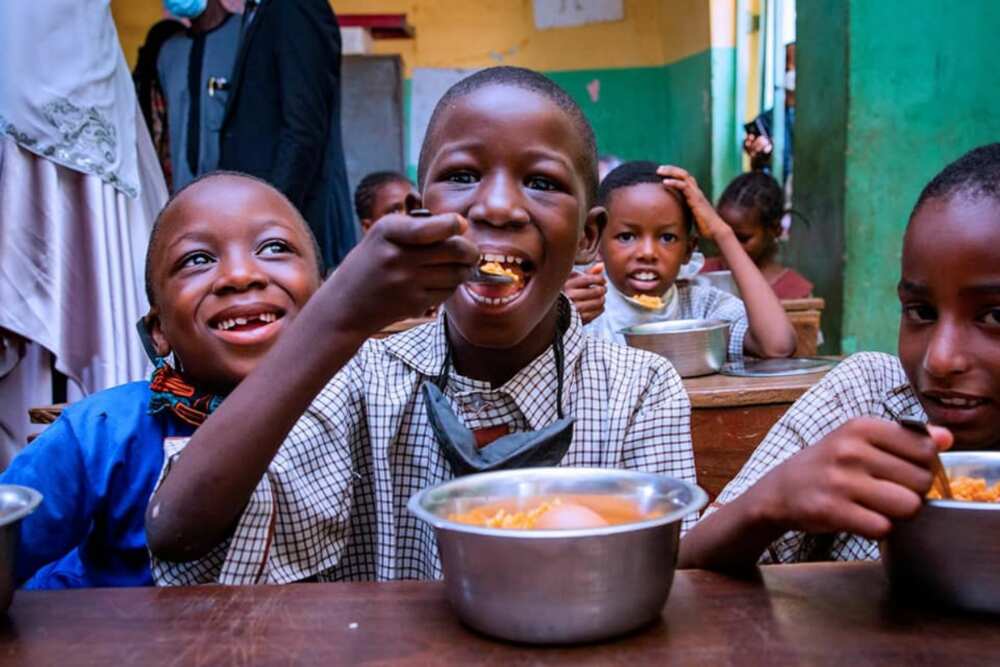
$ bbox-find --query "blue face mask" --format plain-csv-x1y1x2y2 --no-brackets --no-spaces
164,0,207,19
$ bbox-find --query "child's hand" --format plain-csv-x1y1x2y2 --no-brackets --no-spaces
656,166,732,242
749,417,953,539
564,263,606,324
331,211,479,333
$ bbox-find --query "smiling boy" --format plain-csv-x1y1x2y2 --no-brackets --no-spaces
146,67,697,585
0,172,322,588
680,144,1000,570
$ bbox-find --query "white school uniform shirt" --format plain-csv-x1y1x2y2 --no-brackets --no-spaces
708,352,926,563
152,299,697,585
585,277,749,361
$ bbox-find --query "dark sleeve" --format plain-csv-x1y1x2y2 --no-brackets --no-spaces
0,417,98,585
269,0,340,206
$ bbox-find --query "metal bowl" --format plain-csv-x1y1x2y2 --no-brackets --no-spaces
408,467,707,644
0,484,42,612
621,319,730,378
882,451,1000,614
693,270,741,298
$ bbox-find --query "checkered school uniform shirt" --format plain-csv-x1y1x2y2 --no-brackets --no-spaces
586,281,749,361
152,298,696,586
709,352,925,563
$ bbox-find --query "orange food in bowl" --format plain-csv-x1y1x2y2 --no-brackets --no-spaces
928,476,1000,502
447,495,654,530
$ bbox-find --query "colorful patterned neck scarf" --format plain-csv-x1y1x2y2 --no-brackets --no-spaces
148,358,226,427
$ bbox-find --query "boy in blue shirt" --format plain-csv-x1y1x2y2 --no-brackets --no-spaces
0,171,323,588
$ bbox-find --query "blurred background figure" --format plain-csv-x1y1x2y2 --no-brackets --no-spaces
743,42,795,185
132,18,185,189
156,0,241,192
354,170,417,234
219,0,355,272
0,0,167,465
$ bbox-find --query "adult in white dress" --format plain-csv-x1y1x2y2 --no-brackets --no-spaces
0,1,167,465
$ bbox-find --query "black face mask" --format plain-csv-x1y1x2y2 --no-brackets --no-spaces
422,309,575,477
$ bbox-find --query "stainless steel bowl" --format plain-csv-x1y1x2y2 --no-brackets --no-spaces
408,467,707,644
0,484,42,612
622,319,730,377
882,451,1000,614
693,270,741,298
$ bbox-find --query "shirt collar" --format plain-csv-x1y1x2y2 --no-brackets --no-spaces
384,296,586,430
881,380,926,421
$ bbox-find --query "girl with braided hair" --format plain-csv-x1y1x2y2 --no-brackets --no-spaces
702,172,813,299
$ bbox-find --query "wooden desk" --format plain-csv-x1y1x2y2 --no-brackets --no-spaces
684,369,831,500
2,563,997,665
782,298,825,357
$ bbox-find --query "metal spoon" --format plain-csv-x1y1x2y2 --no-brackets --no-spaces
899,416,953,499
408,208,515,285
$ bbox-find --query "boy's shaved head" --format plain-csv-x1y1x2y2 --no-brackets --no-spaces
417,66,599,205
145,171,321,305
598,160,693,232
911,143,1000,220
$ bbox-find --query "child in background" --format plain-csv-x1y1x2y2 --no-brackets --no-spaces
146,67,697,585
702,171,813,299
0,172,322,588
680,143,1000,570
354,171,418,233
585,161,796,360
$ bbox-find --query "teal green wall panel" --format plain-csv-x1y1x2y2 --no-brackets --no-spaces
841,0,1000,353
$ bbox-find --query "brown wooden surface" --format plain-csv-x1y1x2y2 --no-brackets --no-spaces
691,403,790,500
683,367,830,408
782,298,825,357
27,404,66,425
2,563,997,665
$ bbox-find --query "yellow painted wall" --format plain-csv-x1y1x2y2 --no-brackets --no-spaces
113,0,719,72
112,0,166,68
332,0,713,75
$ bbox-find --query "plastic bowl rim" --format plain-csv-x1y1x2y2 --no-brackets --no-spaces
407,467,709,540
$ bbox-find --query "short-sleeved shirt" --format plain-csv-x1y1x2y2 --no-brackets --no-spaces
152,301,697,586
0,382,194,589
709,352,924,563
585,279,749,361
157,15,241,190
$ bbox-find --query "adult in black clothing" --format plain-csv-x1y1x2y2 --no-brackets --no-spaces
220,0,355,271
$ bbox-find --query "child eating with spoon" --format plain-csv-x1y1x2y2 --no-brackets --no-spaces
681,144,1000,569
146,67,698,585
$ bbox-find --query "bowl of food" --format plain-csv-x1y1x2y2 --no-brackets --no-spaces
882,451,1000,614
0,484,42,611
621,319,730,378
408,467,707,644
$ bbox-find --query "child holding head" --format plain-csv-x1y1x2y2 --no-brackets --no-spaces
0,172,322,588
585,161,796,360
702,171,813,300
354,170,419,234
146,67,697,584
681,144,1000,570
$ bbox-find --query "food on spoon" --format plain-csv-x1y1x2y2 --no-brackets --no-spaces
479,261,519,282
630,294,664,310
928,476,1000,502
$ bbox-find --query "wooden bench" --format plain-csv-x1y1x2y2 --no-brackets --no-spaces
782,297,825,356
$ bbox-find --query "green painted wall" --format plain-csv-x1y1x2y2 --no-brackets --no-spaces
790,0,1000,354
402,48,739,198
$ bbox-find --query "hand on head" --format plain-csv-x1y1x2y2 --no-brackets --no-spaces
749,417,952,539
564,262,605,325
656,166,731,242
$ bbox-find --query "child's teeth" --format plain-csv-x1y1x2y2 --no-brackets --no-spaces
236,317,247,326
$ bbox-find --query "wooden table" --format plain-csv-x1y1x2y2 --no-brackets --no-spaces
684,368,832,500
2,563,996,665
